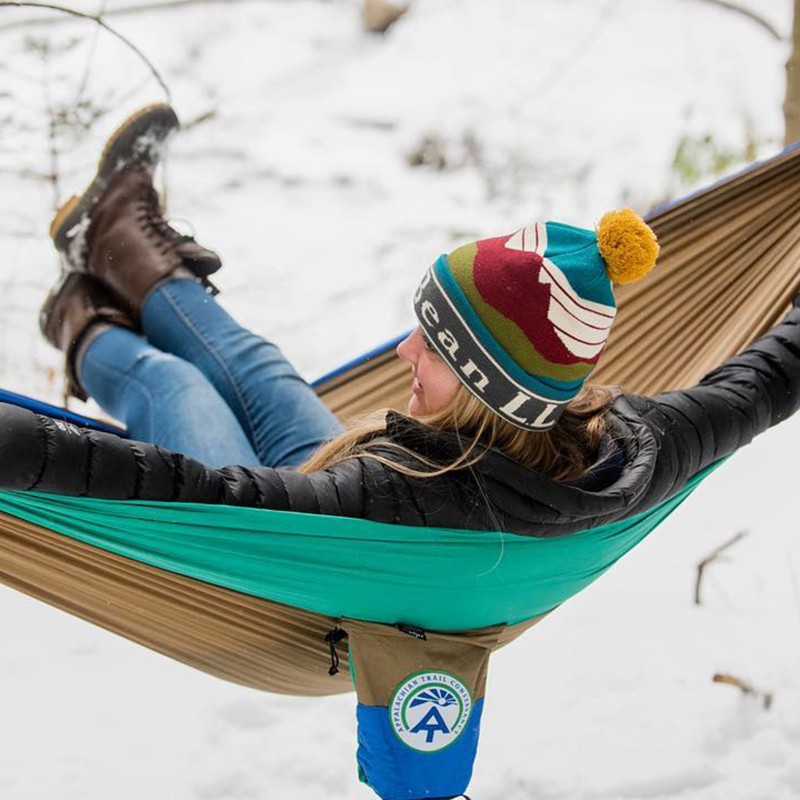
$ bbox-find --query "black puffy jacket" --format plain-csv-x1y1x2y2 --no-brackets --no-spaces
2,301,799,536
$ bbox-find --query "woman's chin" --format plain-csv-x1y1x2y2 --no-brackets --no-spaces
407,395,424,418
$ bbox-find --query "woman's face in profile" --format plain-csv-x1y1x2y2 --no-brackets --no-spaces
396,327,461,417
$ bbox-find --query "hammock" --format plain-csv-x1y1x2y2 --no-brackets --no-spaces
1,144,799,698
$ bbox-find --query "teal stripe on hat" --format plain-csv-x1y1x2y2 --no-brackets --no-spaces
433,256,585,401
543,222,616,307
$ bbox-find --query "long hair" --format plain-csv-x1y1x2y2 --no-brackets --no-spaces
300,382,622,482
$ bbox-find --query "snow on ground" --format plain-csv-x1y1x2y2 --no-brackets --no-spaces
0,0,798,798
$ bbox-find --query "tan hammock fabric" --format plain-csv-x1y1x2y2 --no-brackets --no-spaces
0,513,538,695
2,146,800,695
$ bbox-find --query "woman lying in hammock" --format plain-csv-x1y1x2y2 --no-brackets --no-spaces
27,97,799,528
31,102,655,520
11,103,800,800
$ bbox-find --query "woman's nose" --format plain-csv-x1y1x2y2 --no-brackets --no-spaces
396,329,419,363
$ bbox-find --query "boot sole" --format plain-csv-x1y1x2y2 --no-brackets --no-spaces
50,103,180,253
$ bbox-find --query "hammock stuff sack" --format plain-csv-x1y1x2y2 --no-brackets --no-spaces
2,144,800,799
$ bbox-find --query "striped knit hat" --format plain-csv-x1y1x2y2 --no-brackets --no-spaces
413,209,659,431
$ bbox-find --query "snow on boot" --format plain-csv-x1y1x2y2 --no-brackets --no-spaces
49,103,221,289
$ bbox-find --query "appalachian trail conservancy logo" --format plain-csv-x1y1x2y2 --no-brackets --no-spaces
390,671,473,752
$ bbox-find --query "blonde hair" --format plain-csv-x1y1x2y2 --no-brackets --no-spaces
300,383,622,483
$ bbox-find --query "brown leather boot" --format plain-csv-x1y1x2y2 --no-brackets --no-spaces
50,103,222,316
74,163,221,317
40,269,136,401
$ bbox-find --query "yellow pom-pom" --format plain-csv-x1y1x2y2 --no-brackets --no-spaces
596,208,659,284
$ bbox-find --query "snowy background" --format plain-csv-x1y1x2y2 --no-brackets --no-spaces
1,0,799,798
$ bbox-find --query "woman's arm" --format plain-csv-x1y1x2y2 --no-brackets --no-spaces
623,298,800,509
0,402,426,522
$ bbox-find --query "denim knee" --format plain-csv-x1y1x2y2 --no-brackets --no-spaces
127,349,210,401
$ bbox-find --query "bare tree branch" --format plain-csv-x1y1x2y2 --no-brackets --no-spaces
73,0,109,110
41,42,63,209
685,0,784,42
0,0,258,32
0,2,171,99
694,530,747,605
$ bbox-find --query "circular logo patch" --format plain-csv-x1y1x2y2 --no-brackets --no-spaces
389,670,473,752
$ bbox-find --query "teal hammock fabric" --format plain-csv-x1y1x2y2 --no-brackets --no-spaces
0,457,726,631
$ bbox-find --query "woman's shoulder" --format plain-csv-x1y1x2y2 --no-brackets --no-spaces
563,431,626,491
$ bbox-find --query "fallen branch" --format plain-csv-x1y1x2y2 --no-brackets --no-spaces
0,2,171,99
713,673,773,710
695,530,747,605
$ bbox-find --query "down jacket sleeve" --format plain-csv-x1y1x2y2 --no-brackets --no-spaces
0,404,470,524
623,298,800,509
0,402,363,513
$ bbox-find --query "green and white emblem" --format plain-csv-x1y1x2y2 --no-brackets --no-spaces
389,670,473,752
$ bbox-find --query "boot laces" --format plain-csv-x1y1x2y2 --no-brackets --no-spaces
137,183,196,256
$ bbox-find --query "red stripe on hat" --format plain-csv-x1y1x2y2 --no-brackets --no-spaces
472,237,601,366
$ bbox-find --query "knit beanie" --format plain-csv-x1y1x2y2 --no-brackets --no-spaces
413,208,659,431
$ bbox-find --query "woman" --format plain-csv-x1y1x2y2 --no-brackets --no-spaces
24,104,800,800
42,104,640,503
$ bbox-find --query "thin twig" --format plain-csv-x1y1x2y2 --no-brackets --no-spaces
182,108,216,130
92,0,245,15
684,0,784,42
695,530,748,605
713,673,773,710
0,166,53,178
40,41,62,209
73,0,109,110
0,0,259,32
112,73,156,107
0,2,171,100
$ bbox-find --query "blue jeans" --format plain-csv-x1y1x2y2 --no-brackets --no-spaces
79,278,344,468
